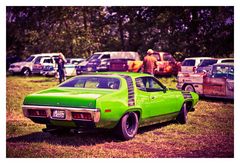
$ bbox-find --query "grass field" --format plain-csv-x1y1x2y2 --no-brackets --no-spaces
6,75,234,158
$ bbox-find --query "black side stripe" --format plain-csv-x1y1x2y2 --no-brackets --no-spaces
119,75,135,106
181,91,192,99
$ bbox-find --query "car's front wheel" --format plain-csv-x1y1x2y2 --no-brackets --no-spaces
22,67,31,76
176,103,187,124
116,112,139,140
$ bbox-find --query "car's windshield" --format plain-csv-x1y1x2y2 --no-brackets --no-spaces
212,65,234,80
87,54,101,61
59,76,120,89
25,56,35,62
199,59,217,67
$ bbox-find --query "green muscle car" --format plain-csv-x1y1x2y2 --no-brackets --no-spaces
22,72,199,140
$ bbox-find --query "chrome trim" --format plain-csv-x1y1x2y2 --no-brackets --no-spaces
22,105,100,123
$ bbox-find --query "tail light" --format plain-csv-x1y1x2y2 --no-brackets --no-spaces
72,112,92,121
193,66,196,72
28,109,47,117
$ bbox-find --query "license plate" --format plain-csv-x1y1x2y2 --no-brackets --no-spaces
52,110,65,119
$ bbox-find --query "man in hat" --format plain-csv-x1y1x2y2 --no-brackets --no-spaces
142,49,157,88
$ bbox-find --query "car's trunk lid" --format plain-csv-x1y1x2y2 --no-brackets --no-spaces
23,87,115,108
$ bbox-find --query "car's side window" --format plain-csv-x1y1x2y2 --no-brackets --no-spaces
136,77,165,92
101,54,110,59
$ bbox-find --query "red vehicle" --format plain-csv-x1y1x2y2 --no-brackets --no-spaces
152,52,180,76
109,51,180,76
177,63,234,99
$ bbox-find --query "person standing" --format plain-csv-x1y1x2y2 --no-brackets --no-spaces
142,49,157,88
57,53,67,83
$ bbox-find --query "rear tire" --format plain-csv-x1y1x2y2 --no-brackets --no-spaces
176,103,187,124
116,112,139,140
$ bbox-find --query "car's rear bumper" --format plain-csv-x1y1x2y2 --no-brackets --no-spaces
22,105,101,126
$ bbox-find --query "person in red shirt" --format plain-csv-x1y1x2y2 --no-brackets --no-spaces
143,49,157,75
142,49,157,88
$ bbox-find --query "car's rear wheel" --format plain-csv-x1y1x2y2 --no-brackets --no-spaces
176,103,187,124
184,84,195,92
116,112,139,140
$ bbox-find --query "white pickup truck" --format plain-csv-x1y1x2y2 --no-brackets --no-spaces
8,53,60,76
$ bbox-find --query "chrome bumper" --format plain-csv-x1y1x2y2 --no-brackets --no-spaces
22,105,100,123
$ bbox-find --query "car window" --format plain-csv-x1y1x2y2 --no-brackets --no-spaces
221,59,234,63
101,54,110,59
87,54,101,61
228,66,234,80
153,53,161,61
212,65,234,79
135,77,165,92
34,57,42,64
182,59,195,66
163,53,175,62
60,76,120,89
43,59,53,63
199,59,217,67
25,56,35,62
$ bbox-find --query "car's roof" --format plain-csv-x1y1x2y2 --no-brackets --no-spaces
31,53,60,57
80,72,151,78
213,62,234,67
184,57,212,60
94,51,138,54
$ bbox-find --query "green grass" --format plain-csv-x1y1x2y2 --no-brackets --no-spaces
6,75,234,158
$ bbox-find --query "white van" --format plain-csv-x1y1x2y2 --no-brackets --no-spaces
180,57,212,73
9,53,60,76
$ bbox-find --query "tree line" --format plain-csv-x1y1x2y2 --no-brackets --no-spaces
6,6,233,61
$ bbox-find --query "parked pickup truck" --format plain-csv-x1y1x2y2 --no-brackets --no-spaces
177,63,234,99
109,51,180,76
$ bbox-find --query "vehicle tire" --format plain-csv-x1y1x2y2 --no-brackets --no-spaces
22,67,31,76
176,103,187,124
116,112,139,140
184,84,195,92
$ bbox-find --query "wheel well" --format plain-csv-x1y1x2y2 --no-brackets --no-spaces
123,110,141,120
22,67,30,72
182,83,194,91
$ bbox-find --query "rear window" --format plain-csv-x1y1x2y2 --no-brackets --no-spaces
163,53,175,62
153,53,161,61
59,76,120,89
182,59,195,66
221,59,234,63
199,59,217,67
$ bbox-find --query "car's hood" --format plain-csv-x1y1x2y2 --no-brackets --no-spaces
11,61,32,66
23,87,115,108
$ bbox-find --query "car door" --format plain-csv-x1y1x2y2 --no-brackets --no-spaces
203,65,229,97
135,77,182,119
